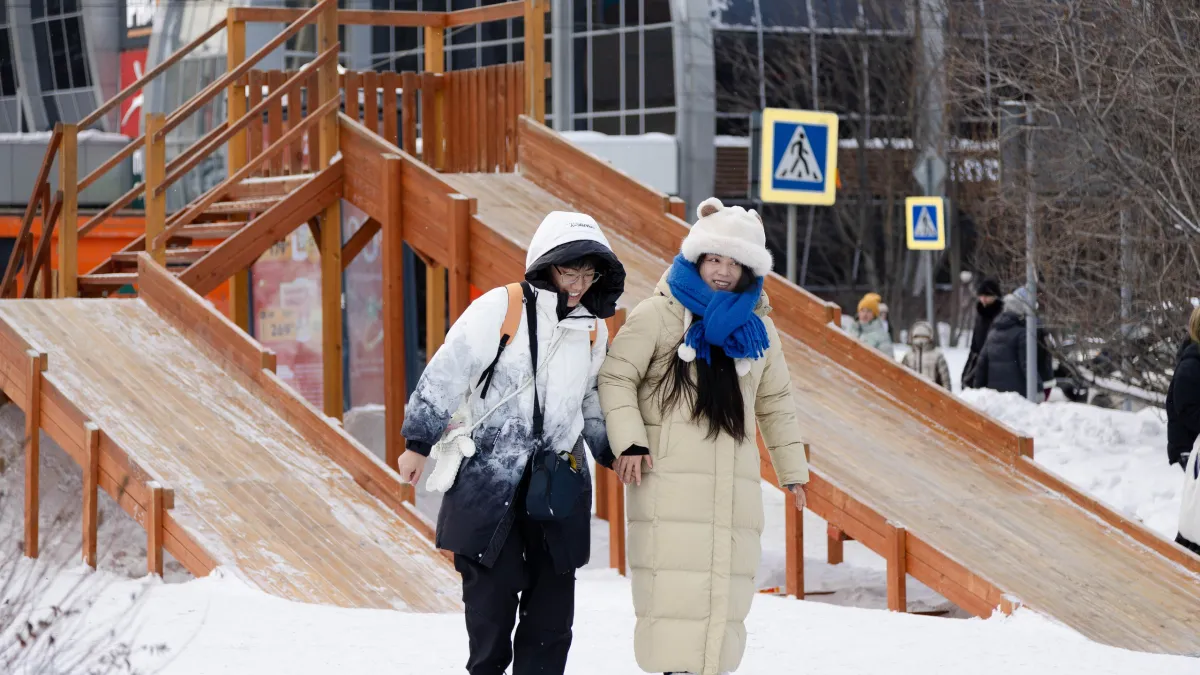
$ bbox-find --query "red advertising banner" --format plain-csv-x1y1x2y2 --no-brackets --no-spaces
252,229,324,407
119,49,147,139
343,201,385,408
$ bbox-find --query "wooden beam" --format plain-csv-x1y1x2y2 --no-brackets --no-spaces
24,349,46,558
138,253,278,379
785,484,804,599
178,162,344,296
83,422,100,568
887,523,907,612
381,157,408,500
341,217,382,271
144,114,167,265
827,524,847,565
147,481,165,576
318,0,343,421
606,308,628,575
446,1,543,27
1,125,60,298
230,6,449,27
57,124,78,298
425,266,446,362
447,195,472,322
523,0,546,123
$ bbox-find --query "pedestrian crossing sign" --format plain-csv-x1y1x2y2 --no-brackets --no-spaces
906,196,945,251
759,108,839,205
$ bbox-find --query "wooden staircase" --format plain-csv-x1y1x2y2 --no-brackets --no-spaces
76,173,324,298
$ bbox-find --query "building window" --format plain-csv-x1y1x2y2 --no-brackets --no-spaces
571,0,675,134
29,0,94,126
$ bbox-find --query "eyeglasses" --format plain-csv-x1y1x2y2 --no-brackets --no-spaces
554,266,602,286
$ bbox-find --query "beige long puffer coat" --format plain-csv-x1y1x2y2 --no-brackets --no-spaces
597,272,809,675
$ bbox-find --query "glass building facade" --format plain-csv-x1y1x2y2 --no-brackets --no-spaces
0,0,122,133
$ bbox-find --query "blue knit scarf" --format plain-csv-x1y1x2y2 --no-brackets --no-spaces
666,254,770,364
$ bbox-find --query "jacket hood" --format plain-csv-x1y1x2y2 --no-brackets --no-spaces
524,211,626,319
1003,286,1037,317
1179,340,1199,366
653,269,772,318
910,320,935,345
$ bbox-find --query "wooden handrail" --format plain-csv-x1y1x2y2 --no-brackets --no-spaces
78,133,142,193
228,2,545,28
155,0,336,144
232,7,446,27
22,192,64,300
0,125,62,296
78,19,225,131
157,47,336,198
77,182,144,239
153,96,342,250
446,1,538,27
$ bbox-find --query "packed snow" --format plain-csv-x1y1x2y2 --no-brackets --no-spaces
2,365,1197,672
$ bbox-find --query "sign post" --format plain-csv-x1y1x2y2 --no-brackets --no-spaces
758,108,839,284
905,196,946,328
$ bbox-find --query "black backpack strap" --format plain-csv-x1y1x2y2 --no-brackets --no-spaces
522,282,545,439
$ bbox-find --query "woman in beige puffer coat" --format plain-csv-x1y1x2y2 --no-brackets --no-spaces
598,197,809,675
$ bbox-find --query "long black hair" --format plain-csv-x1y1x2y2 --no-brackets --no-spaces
653,265,757,443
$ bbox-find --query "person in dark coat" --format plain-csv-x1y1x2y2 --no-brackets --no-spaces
972,286,1053,397
1165,307,1200,471
961,277,1003,388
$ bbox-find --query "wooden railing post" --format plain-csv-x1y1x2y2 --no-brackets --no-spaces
57,124,78,297
83,422,100,568
523,0,546,123
144,114,168,265
423,24,446,170
423,23,449,370
24,350,46,559
147,481,165,576
784,442,810,599
382,156,410,501
317,0,343,420
606,307,628,575
227,16,252,332
448,194,473,322
827,524,846,565
886,522,908,612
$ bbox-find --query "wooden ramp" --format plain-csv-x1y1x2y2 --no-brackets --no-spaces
422,122,1200,655
0,259,460,612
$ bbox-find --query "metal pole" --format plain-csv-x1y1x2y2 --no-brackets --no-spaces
550,0,572,132
925,161,936,329
1119,208,1131,322
800,207,814,286
786,204,798,283
1025,104,1038,402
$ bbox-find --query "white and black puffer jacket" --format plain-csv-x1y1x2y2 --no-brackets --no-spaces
401,211,624,572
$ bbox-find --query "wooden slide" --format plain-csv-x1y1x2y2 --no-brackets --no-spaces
375,113,1200,655
0,255,461,611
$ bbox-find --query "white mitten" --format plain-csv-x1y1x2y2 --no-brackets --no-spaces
426,422,477,492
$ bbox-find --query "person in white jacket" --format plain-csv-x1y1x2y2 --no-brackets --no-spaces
396,211,624,675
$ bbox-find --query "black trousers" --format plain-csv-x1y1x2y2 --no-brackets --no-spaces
454,507,576,675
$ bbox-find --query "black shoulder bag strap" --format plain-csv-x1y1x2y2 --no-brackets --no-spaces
521,282,545,438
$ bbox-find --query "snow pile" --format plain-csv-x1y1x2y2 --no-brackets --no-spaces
959,388,1184,539
7,562,1198,674
0,404,191,582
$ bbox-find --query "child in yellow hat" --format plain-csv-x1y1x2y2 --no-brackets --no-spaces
848,292,893,356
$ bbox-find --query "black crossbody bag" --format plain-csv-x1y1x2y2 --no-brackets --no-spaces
520,282,586,521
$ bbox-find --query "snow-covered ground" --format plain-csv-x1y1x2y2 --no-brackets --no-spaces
2,366,1197,672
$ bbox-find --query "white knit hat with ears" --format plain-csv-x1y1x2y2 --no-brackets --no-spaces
679,196,774,278
676,197,771,378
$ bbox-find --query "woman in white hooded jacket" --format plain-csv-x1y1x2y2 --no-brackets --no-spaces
396,211,625,675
